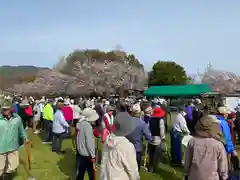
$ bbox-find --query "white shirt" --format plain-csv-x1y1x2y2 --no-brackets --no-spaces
172,113,190,134
72,105,82,119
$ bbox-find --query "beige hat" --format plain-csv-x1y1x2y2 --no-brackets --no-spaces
1,100,12,109
20,99,29,106
82,108,99,122
218,106,229,114
201,114,221,124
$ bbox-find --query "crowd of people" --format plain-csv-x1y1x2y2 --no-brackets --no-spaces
0,95,240,180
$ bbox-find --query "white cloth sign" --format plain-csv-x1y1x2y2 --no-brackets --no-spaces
182,135,193,147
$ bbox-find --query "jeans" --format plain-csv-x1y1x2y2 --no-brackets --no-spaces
76,153,94,180
52,132,67,152
43,120,52,142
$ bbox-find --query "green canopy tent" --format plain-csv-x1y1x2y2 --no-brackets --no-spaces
144,84,211,97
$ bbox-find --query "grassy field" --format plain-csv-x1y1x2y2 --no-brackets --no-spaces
14,113,184,180
14,129,184,180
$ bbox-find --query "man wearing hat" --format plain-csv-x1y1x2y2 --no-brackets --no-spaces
76,108,99,180
0,100,28,180
100,112,140,180
126,104,152,171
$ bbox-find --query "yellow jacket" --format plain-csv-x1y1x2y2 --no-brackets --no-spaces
43,103,54,121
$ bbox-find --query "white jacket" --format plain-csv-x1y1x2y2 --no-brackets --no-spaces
71,105,82,119
172,113,190,134
100,135,140,180
52,110,69,134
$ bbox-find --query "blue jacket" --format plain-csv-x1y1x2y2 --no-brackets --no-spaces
126,117,152,152
15,103,19,113
216,115,235,153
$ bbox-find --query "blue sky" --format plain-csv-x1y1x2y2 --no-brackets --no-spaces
0,0,239,74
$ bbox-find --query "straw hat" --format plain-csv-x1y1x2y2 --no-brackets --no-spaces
1,100,12,109
82,108,99,122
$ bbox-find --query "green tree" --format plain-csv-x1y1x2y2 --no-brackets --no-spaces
149,61,188,86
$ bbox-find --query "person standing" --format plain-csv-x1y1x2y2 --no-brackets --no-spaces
52,100,69,154
126,106,152,172
71,100,82,127
101,105,116,143
38,98,45,130
18,99,31,130
42,99,54,144
235,107,240,143
148,107,166,172
76,108,99,180
216,106,236,155
184,115,228,180
33,100,41,134
62,100,73,136
171,108,190,166
0,100,28,180
100,112,140,180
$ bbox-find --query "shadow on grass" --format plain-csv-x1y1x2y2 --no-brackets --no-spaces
154,167,182,180
19,158,31,178
57,148,76,180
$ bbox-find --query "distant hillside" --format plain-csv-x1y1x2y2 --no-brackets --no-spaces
0,66,44,77
0,65,87,96
0,66,47,93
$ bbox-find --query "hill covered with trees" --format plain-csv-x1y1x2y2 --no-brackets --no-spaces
0,49,147,96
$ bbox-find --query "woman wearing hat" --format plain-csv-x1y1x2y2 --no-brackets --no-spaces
76,108,99,180
52,100,69,154
101,105,116,143
148,107,166,172
100,112,140,180
184,115,228,180
62,99,73,136
216,106,236,155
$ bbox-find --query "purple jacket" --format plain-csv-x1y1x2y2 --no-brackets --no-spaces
186,106,193,121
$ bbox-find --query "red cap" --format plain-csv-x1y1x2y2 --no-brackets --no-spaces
152,107,165,118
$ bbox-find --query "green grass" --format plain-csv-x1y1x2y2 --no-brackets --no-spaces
14,129,184,180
